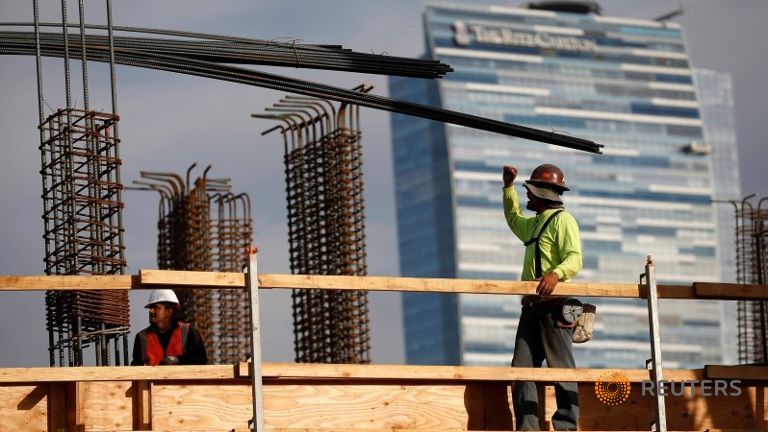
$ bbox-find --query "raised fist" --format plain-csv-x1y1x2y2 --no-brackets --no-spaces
502,165,518,187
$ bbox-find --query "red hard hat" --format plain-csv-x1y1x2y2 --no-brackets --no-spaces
527,164,569,192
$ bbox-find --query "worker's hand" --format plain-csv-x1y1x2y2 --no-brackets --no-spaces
159,355,180,366
502,165,517,188
536,272,559,297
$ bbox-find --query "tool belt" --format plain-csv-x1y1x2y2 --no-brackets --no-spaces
572,303,596,344
522,209,596,343
521,296,596,344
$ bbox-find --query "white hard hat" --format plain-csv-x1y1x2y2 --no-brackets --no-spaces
145,289,180,308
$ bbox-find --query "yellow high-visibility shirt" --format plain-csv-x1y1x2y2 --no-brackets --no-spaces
503,186,582,282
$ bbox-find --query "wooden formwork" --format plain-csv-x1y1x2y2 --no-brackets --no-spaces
3,269,768,431
0,363,766,431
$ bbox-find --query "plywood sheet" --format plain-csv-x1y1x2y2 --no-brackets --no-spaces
152,382,484,431
0,384,48,432
152,383,252,431
265,383,474,430
78,381,134,431
578,382,765,430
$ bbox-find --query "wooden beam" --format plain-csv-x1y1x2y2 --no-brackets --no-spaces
94,429,735,432
695,282,768,300
0,365,237,383
260,275,691,299
254,363,703,383
3,271,763,302
706,365,768,381
48,382,67,432
0,275,137,291
143,270,698,299
0,364,706,384
132,380,151,430
140,269,245,288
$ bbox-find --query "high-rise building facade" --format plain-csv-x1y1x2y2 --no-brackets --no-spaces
391,2,733,368
695,69,742,364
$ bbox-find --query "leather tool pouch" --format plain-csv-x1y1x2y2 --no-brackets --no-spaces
572,303,596,343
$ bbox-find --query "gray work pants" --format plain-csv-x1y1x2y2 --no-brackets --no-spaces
511,303,579,431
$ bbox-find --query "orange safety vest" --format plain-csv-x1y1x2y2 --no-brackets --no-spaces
137,322,190,366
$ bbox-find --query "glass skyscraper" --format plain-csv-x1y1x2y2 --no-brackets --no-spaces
391,3,736,368
695,69,742,364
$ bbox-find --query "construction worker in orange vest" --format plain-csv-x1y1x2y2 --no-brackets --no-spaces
503,164,583,431
131,289,208,366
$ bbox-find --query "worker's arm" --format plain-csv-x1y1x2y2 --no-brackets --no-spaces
180,326,208,365
503,164,536,240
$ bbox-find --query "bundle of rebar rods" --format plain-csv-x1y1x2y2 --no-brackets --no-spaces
733,196,768,364
0,26,452,79
129,165,253,365
0,23,603,153
253,86,372,364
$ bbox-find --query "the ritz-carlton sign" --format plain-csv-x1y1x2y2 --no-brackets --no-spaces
452,21,596,52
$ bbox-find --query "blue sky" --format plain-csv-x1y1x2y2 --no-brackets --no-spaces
0,0,766,366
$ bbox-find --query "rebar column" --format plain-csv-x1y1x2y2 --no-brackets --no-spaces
733,196,768,364
253,86,372,364
34,0,129,367
129,165,253,364
40,109,129,366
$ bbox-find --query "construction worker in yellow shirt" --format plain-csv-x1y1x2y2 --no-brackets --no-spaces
503,164,582,431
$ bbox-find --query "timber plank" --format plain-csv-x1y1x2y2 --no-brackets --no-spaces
0,274,136,291
141,269,244,288
48,382,67,431
132,380,152,430
255,363,703,383
3,271,758,301
695,282,768,300
258,275,674,299
256,275,693,299
142,271,701,299
0,365,237,383
706,365,768,381
65,429,750,432
0,363,704,384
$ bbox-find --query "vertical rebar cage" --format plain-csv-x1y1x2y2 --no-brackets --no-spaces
40,108,129,366
211,193,253,364
734,196,768,364
254,86,372,364
130,166,253,364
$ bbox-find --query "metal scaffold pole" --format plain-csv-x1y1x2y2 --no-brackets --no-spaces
642,255,667,432
246,247,264,432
